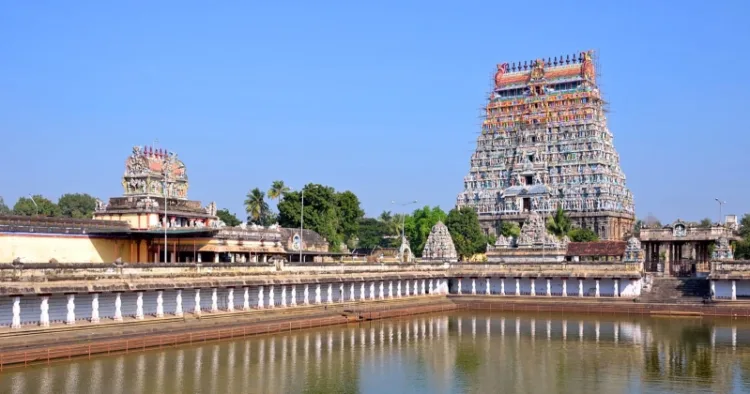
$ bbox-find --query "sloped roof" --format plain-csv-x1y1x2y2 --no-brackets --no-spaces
566,241,626,257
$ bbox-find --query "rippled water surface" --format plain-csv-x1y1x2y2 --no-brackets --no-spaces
3,311,750,393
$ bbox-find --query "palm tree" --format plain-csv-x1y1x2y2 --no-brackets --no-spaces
244,188,267,224
267,180,290,201
546,206,571,237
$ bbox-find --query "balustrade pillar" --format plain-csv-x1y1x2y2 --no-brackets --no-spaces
614,279,619,298
732,280,737,301
369,282,375,300
327,284,333,304
501,278,506,296
340,283,345,302
65,294,76,325
227,288,235,311
350,283,356,301
406,281,411,296
531,279,537,296
414,280,419,295
457,279,462,295
546,279,551,297
486,278,491,295
194,289,201,315
304,285,309,305
422,279,426,295
90,293,100,323
397,281,402,297
710,281,716,299
244,287,251,310
379,282,384,300
389,281,394,298
578,279,584,297
314,284,321,304
595,280,600,298
281,286,287,307
515,278,520,296
136,292,144,320
40,295,50,327
175,289,184,317
114,293,123,321
471,278,477,295
258,286,265,309
211,288,219,312
269,286,276,308
11,296,21,329
428,280,433,295
360,283,366,300
156,290,164,317
562,279,567,297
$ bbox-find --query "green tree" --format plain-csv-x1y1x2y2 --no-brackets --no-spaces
445,206,487,260
546,206,571,237
216,208,242,227
58,193,97,219
278,184,343,250
498,221,521,238
633,219,643,237
568,228,599,242
0,197,10,214
404,206,447,257
739,214,750,239
267,180,290,201
337,190,365,245
13,195,61,217
356,218,389,249
244,188,270,225
698,218,713,228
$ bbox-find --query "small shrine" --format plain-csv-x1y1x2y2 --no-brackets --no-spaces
422,222,458,262
487,211,568,263
712,237,734,260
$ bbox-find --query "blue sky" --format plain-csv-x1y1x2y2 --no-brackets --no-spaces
1,1,748,222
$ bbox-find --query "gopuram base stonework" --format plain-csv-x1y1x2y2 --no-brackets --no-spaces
457,51,634,240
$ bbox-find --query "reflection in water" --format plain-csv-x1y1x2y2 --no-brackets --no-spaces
3,312,750,393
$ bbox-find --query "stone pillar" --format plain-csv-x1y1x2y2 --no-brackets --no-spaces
369,282,375,300
595,280,600,298
397,281,402,297
91,293,100,323
360,283,366,300
156,290,165,317
281,286,287,307
613,279,619,298
428,280,434,295
327,284,333,304
269,286,276,308
578,279,584,297
472,278,477,295
486,278,491,295
710,281,716,299
243,287,250,310
530,279,536,296
40,296,50,327
211,288,219,312
227,288,235,311
406,281,411,296
135,292,144,320
194,289,202,315
414,280,419,295
350,283,356,301
114,293,123,321
457,279,462,295
546,279,551,297
11,296,21,329
303,285,309,305
314,284,321,304
732,280,737,301
562,279,567,297
515,278,520,296
66,294,76,325
389,281,394,298
175,289,184,317
197,253,202,263
340,283,345,302
379,282,384,300
258,286,265,309
501,278,505,296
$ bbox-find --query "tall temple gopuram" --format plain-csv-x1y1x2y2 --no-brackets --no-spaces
456,51,635,240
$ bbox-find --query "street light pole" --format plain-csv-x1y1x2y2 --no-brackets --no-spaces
300,186,304,264
715,198,726,226
28,194,39,216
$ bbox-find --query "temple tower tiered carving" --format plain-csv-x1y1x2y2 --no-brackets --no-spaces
456,51,635,240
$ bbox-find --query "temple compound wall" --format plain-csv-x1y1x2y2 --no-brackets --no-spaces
457,51,635,240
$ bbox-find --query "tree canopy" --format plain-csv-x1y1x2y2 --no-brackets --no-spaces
546,207,571,237
58,193,97,219
277,183,364,251
445,206,488,260
734,214,750,260
404,206,447,257
356,218,390,249
0,197,9,214
698,218,713,228
267,180,290,201
244,188,275,225
13,195,61,217
216,208,242,227
498,221,521,238
568,228,600,242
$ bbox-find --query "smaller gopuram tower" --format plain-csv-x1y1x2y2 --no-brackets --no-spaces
93,145,217,230
456,51,635,240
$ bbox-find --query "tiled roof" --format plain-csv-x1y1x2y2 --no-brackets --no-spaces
566,241,626,257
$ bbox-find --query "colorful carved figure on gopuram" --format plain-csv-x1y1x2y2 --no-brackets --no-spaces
123,145,189,200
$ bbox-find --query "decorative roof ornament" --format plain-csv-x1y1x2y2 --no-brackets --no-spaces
122,145,189,200
713,237,734,260
623,236,644,263
422,222,458,261
399,235,414,263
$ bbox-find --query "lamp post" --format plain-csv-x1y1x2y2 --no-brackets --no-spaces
391,200,418,262
28,194,39,216
163,153,174,263
715,198,726,226
300,186,304,264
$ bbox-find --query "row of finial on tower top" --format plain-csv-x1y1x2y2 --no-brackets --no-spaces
508,52,588,73
141,145,170,158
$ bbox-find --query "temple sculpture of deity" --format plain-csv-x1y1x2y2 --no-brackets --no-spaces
456,51,635,240
422,222,458,262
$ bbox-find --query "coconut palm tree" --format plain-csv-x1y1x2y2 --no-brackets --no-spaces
546,206,571,237
244,188,268,224
267,180,290,201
